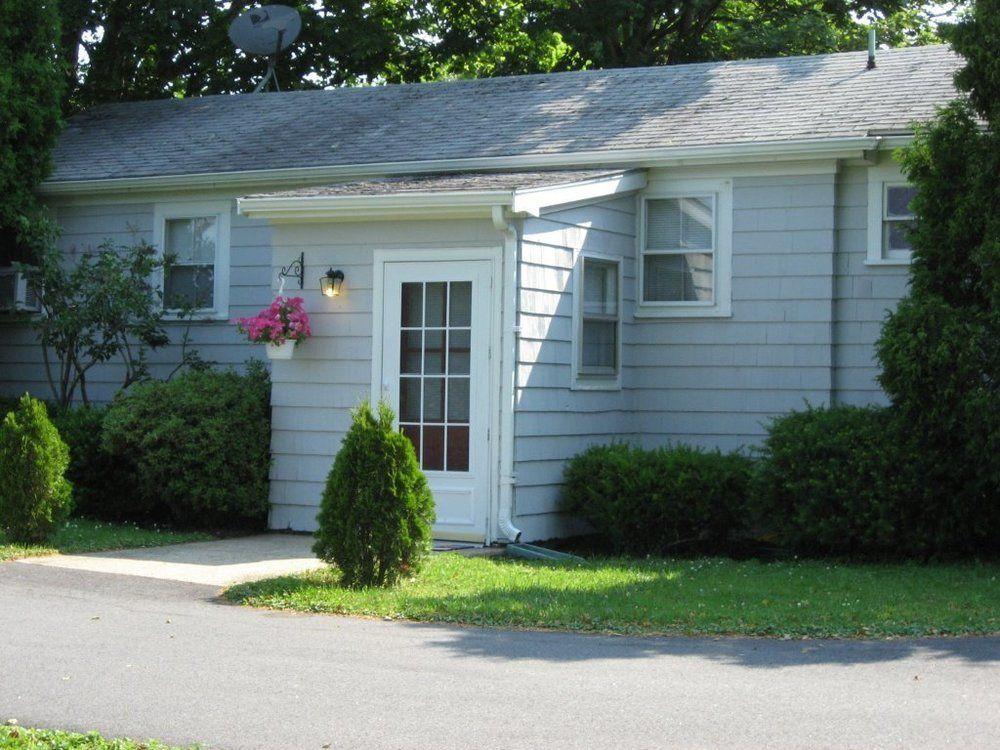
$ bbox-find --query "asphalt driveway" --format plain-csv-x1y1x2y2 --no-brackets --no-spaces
2,559,998,750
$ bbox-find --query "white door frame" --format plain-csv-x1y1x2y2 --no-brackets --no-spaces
371,246,503,544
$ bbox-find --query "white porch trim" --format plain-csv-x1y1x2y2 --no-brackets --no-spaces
235,170,647,223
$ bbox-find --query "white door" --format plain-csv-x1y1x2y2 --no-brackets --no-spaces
380,261,493,541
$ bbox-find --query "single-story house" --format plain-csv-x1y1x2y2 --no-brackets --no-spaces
0,45,961,543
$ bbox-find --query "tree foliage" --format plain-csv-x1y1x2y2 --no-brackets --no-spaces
876,0,999,554
21,240,171,407
57,0,959,109
0,0,64,264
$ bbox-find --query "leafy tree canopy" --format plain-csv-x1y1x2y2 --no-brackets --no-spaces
58,0,961,110
876,0,999,550
0,0,63,263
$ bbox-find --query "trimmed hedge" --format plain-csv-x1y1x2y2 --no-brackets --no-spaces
0,394,72,542
754,405,999,557
102,363,271,530
751,405,917,556
49,405,144,522
562,443,753,555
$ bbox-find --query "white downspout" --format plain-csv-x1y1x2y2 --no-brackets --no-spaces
492,204,522,543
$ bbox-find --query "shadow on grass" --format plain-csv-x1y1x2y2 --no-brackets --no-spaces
231,555,999,667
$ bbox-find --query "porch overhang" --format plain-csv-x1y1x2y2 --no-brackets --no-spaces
236,169,647,223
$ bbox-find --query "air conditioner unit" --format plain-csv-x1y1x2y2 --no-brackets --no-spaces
0,268,40,313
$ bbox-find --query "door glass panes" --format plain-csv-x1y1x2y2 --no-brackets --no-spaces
398,281,473,472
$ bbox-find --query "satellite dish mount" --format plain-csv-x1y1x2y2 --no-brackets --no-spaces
228,5,302,93
256,28,286,92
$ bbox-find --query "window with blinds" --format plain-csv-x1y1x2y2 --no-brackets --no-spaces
642,196,715,304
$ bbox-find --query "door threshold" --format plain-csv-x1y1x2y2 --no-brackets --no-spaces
432,539,481,551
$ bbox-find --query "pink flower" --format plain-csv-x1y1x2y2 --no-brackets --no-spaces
235,295,312,345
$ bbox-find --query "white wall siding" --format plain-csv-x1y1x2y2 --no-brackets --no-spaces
266,218,501,531
0,193,273,404
629,170,838,453
832,163,910,405
513,195,637,541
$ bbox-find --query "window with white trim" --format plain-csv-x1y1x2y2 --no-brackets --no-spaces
153,202,231,318
867,162,916,265
573,255,621,388
638,179,732,317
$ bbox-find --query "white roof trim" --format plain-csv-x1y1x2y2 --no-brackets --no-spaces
236,170,646,222
39,136,897,197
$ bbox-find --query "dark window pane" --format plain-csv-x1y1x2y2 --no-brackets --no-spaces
399,377,421,422
164,265,214,309
885,220,915,253
400,424,420,461
582,320,616,370
643,253,713,302
448,329,471,374
424,330,445,374
400,331,422,374
401,283,422,327
423,426,444,470
447,378,470,423
886,186,917,217
423,378,445,422
449,281,472,326
425,282,447,327
446,426,469,472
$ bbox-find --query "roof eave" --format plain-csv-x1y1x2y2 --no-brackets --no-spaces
237,169,647,222
237,190,514,223
40,135,897,198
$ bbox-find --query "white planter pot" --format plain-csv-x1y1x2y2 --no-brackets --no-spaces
265,340,297,360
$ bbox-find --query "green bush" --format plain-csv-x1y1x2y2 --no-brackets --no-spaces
0,394,72,542
562,443,753,555
313,400,435,588
752,405,921,556
102,363,271,530
49,405,146,522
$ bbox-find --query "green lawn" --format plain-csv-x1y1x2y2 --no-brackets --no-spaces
226,553,1000,638
0,519,211,562
0,725,195,749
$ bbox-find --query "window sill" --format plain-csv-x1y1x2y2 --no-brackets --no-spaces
634,305,732,320
162,310,230,323
570,376,621,392
864,256,912,267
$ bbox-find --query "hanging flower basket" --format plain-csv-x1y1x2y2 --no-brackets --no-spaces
265,340,297,360
234,296,311,360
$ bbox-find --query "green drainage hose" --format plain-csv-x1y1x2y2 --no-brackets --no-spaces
505,543,585,563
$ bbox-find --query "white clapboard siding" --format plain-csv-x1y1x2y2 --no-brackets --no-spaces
512,195,638,542
0,193,273,405
265,218,501,531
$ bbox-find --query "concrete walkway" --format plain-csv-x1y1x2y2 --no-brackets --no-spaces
16,534,324,586
3,560,999,749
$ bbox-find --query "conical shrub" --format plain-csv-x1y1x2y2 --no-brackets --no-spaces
313,400,435,588
0,394,72,543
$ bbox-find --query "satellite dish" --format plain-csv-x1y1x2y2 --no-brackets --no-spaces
228,5,302,93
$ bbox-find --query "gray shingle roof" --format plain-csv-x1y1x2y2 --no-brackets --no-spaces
246,170,627,198
50,45,960,184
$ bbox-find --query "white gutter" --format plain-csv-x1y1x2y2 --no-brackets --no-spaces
40,136,890,197
491,205,522,544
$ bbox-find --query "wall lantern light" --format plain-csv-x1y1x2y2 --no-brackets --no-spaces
321,268,345,297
